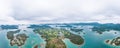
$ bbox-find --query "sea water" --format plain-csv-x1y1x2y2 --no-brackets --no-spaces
0,27,120,48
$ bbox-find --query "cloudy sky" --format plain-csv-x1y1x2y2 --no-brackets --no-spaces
0,0,120,24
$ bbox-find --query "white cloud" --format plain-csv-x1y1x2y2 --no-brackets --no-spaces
0,0,120,24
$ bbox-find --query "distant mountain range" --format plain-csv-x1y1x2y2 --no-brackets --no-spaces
0,22,120,32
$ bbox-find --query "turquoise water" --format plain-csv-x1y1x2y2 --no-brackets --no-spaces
0,30,10,48
0,27,120,48
63,38,79,48
21,29,45,48
0,29,45,48
80,26,120,48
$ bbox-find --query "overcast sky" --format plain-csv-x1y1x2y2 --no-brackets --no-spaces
0,0,120,24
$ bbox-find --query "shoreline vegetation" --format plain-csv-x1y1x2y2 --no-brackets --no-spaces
7,30,28,46
33,28,84,48
91,23,120,34
105,37,120,46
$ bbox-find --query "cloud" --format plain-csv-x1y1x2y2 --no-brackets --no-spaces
0,0,120,24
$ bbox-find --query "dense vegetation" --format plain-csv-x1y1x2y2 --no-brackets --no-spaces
33,28,84,48
106,37,120,46
92,24,120,34
7,30,20,39
7,30,28,46
70,28,83,32
27,24,51,29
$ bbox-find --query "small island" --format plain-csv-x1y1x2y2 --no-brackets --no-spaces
70,28,83,32
7,30,20,40
33,28,84,48
105,37,120,46
7,30,28,46
91,24,120,34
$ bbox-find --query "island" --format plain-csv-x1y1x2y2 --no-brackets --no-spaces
33,28,84,48
92,24,120,34
105,37,120,46
7,30,28,46
7,30,20,40
70,28,83,32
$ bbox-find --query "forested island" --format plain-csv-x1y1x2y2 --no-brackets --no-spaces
33,28,84,48
27,24,51,29
106,37,120,46
7,30,28,46
91,23,120,34
70,28,83,32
